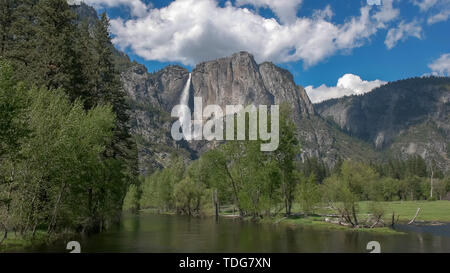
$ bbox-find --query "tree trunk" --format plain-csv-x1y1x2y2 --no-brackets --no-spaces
48,183,66,234
351,205,359,227
212,189,219,221
408,208,421,225
430,169,434,199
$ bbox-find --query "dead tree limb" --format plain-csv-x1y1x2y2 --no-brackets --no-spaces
408,208,421,225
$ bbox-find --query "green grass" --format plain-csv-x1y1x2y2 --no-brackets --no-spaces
252,200,450,234
360,201,450,223
264,215,403,235
0,231,48,252
310,201,450,223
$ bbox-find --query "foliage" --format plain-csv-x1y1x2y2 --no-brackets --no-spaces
0,0,138,242
296,173,321,216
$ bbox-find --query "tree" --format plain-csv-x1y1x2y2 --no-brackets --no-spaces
322,173,360,227
0,61,29,157
272,104,301,216
0,61,29,243
91,12,138,197
322,160,379,227
173,177,209,216
296,173,321,216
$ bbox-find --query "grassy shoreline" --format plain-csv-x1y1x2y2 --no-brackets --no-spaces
0,231,48,252
143,200,450,235
0,230,77,253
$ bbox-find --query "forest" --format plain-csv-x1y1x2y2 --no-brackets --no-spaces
0,0,137,245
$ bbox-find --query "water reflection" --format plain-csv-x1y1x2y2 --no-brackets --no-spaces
27,213,450,253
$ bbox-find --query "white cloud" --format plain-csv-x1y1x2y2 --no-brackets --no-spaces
312,5,334,21
413,0,439,11
109,0,400,67
373,0,400,27
70,0,150,17
413,0,450,24
428,53,450,75
385,20,422,49
235,0,303,24
305,74,387,103
427,8,450,24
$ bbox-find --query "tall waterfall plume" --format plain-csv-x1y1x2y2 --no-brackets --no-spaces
179,73,192,140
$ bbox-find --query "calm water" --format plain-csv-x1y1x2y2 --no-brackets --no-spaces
27,213,450,253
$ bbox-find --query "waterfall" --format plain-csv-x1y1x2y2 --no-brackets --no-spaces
179,73,191,140
180,73,191,109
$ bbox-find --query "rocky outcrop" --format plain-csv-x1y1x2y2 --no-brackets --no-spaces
258,62,314,120
192,52,274,110
191,52,315,121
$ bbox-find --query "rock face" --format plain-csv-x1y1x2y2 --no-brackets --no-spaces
258,62,314,120
192,52,274,110
315,77,450,170
121,64,193,173
122,51,378,173
123,64,190,112
191,52,314,119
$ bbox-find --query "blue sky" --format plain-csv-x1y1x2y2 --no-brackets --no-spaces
79,0,450,102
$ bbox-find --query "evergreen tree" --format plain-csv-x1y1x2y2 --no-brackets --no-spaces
91,13,138,188
272,104,301,216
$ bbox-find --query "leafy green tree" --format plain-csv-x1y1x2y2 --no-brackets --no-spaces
0,61,29,242
173,177,209,216
323,160,379,227
322,173,360,227
296,173,321,216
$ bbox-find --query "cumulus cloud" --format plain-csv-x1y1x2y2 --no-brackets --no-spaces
305,74,387,103
385,20,422,49
108,0,399,67
428,53,450,75
235,0,303,24
69,0,150,17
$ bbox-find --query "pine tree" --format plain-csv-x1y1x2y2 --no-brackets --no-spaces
273,104,301,216
91,12,138,204
33,0,81,95
0,0,38,75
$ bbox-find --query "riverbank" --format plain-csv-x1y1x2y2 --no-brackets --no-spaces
143,200,450,235
0,230,78,252
0,231,48,252
273,201,450,234
314,201,450,223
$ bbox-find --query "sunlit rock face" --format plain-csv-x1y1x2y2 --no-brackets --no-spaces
191,52,314,122
121,51,381,173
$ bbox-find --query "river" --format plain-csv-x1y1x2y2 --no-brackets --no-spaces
26,213,450,253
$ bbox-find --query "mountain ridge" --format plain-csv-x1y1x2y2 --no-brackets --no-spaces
315,76,450,170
